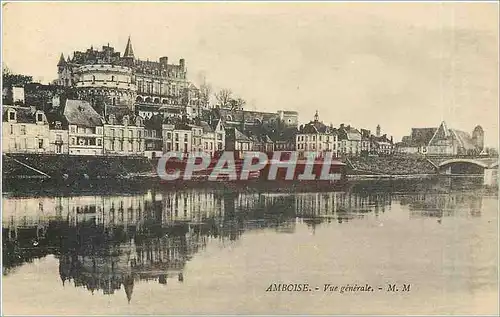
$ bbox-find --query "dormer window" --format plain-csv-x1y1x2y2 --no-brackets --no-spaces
37,113,43,122
8,110,16,121
55,121,62,129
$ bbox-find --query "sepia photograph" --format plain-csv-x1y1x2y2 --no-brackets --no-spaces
1,1,499,315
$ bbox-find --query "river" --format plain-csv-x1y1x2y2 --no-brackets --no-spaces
2,177,498,315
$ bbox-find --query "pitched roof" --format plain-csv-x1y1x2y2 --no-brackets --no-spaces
63,99,103,127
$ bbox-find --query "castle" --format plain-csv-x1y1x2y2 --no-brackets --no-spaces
56,37,198,117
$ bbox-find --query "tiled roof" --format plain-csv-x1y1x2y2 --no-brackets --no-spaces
63,99,103,127
410,128,437,146
199,121,214,133
451,129,477,150
3,107,36,123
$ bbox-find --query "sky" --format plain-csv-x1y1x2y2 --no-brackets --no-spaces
2,2,499,146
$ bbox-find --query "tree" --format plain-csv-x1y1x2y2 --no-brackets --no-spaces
200,82,212,109
215,88,233,108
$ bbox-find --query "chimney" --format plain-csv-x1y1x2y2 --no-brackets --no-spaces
179,58,185,70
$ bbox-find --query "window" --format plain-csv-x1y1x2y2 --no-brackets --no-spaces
10,125,13,134
92,75,96,83
56,134,62,141
9,111,15,120
38,139,43,149
71,138,75,145
111,75,115,82
319,136,322,141
129,130,133,138
20,125,26,135
167,132,172,139
96,127,102,134
70,126,76,133
97,139,102,146
138,131,142,138
175,133,179,141
205,142,208,149
120,141,124,151
37,113,43,122
175,143,179,151
184,134,188,142
217,134,222,140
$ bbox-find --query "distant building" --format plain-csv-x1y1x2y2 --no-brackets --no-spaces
398,121,482,156
471,125,484,151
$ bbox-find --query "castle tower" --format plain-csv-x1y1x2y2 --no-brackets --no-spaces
124,36,135,58
123,36,135,68
376,124,381,137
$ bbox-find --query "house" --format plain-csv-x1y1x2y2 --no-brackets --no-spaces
162,121,192,153
103,110,145,156
337,124,362,157
143,114,163,159
45,111,69,154
397,128,437,154
296,112,338,158
273,127,298,151
225,127,253,158
63,99,104,156
370,134,394,155
2,105,50,154
198,119,225,156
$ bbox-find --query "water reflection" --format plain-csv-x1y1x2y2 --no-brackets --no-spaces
2,178,494,304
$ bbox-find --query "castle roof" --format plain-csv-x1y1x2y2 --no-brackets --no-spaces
123,36,134,58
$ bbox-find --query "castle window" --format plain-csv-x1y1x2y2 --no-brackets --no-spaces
9,111,15,121
37,113,43,122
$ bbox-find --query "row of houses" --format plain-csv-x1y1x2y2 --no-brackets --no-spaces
2,100,225,158
2,101,399,159
295,111,394,157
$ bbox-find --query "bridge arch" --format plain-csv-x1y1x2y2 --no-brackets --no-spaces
438,158,490,169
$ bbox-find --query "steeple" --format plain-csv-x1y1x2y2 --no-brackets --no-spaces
314,110,319,122
123,36,135,58
57,53,66,67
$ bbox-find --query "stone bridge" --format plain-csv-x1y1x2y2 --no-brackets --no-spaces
427,156,498,186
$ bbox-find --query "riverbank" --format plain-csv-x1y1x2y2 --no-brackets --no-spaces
344,155,437,175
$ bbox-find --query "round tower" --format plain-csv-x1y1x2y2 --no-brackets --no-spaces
73,64,137,113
